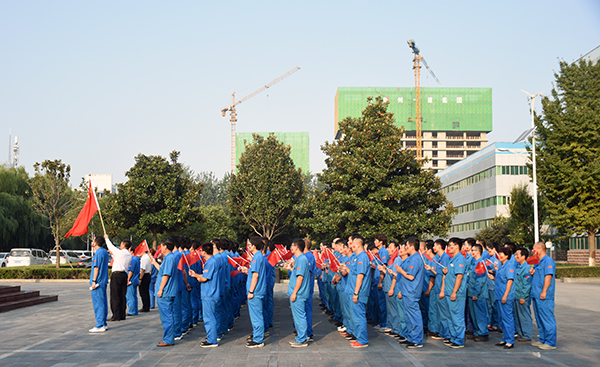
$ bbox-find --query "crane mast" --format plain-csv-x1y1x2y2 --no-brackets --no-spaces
407,40,440,160
221,67,300,172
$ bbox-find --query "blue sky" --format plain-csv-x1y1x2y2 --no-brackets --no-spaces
1,0,599,184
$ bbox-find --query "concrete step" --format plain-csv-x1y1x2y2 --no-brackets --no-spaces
0,290,41,303
0,295,58,313
0,285,21,294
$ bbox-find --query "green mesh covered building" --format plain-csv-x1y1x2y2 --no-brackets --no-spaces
235,132,310,173
335,87,492,173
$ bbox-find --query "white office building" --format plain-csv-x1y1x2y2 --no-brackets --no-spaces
84,174,114,196
437,142,533,238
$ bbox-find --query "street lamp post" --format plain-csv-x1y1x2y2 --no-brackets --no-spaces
521,89,544,243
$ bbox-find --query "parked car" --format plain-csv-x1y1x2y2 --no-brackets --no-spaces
73,250,92,260
0,252,8,267
77,257,92,268
6,248,48,267
49,250,80,265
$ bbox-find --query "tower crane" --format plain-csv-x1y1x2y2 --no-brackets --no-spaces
407,39,441,160
221,66,300,172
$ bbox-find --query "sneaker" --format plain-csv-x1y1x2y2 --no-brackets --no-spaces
407,342,423,349
466,334,475,339
350,341,368,348
450,343,464,349
431,334,444,340
306,336,314,342
200,341,218,348
443,339,452,345
382,328,392,333
264,330,271,337
246,341,264,348
337,326,347,332
517,337,531,342
539,344,557,350
174,336,183,341
399,339,410,345
474,335,489,342
344,334,355,340
531,341,544,347
290,341,308,348
347,336,357,341
246,334,254,341
373,325,383,331
397,336,407,342
89,326,106,333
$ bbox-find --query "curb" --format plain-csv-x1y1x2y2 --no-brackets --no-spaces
0,279,89,283
558,277,600,283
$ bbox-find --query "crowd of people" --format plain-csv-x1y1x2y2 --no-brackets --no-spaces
87,233,557,351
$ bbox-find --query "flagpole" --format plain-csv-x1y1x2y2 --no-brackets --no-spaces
90,180,107,235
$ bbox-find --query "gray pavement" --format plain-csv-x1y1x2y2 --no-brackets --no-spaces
0,280,599,367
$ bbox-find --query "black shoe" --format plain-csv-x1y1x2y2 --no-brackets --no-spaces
474,335,489,342
466,334,475,339
396,336,407,342
407,342,423,349
126,313,136,316
504,344,514,349
496,341,507,346
450,343,464,349
139,309,150,313
200,341,218,348
246,341,264,348
399,339,410,345
348,336,357,341
108,317,119,322
443,339,452,345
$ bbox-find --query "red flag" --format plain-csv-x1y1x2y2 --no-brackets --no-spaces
230,256,250,267
133,240,149,257
154,245,162,259
366,250,375,262
461,249,468,258
475,261,487,276
322,248,340,272
177,252,199,271
388,249,398,266
65,180,100,238
484,259,492,267
312,250,324,269
267,250,282,267
230,270,243,278
526,251,540,265
422,251,434,262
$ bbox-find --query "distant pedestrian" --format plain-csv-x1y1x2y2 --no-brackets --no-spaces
89,236,109,333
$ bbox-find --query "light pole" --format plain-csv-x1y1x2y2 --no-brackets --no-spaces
521,89,544,243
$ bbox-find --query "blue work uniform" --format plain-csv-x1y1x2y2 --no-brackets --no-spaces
434,252,451,338
288,253,310,343
126,255,140,315
188,254,202,324
444,253,467,346
304,250,316,338
514,261,532,340
392,256,408,337
247,251,267,343
201,256,220,345
180,250,193,333
495,260,516,344
467,257,489,337
91,247,109,328
149,260,158,309
484,252,501,327
156,251,178,344
400,252,425,345
531,254,556,347
376,248,390,327
348,251,371,345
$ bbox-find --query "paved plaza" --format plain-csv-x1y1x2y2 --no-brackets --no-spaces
0,280,598,367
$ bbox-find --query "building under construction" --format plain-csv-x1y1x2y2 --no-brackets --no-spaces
334,87,492,173
235,132,309,173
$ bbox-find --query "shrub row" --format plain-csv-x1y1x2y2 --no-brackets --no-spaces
0,264,92,280
555,266,600,279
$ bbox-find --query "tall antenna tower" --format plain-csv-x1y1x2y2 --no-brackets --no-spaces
8,128,11,167
12,135,19,167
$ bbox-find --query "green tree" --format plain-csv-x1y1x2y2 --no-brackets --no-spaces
297,97,453,241
228,134,304,240
29,160,77,267
475,216,510,246
507,183,546,246
105,151,203,248
535,59,600,265
197,171,231,208
0,166,50,251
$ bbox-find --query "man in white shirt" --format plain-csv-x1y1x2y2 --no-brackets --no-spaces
139,250,153,312
105,234,132,321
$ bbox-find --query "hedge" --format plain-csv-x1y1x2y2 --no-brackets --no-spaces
0,264,92,280
555,266,600,279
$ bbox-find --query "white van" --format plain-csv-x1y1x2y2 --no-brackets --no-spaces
49,250,80,265
6,248,48,267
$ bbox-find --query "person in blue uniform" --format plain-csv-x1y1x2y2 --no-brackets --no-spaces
395,237,425,348
374,234,389,330
189,242,221,348
467,243,489,342
441,238,467,348
243,237,267,348
286,239,311,348
489,247,516,349
303,238,316,341
89,236,109,333
425,239,450,341
390,244,408,341
481,241,501,332
152,238,177,347
514,247,533,342
149,248,158,309
126,247,140,316
530,242,557,350
189,241,203,325
341,235,371,348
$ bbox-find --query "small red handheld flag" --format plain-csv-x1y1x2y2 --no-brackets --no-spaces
267,250,282,267
65,180,100,238
388,249,398,266
475,261,487,276
526,251,540,265
133,240,149,257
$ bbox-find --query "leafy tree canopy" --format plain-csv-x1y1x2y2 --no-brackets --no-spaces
507,183,546,246
475,216,510,246
297,97,453,241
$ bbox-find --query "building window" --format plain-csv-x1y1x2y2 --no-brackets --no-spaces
457,97,463,103
452,122,460,129
428,97,433,103
432,132,437,138
398,97,403,103
442,97,447,103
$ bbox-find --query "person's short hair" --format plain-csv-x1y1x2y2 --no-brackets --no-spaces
448,237,463,250
352,236,364,247
149,247,156,256
477,239,486,247
122,239,132,250
304,238,312,251
162,238,175,251
472,243,483,255
201,242,213,255
425,241,435,252
388,241,398,249
407,236,420,251
292,238,305,252
334,238,344,245
498,247,512,259
93,236,105,247
504,242,517,254
249,237,264,251
217,239,229,251
486,242,498,251
516,247,529,259
434,239,447,250
374,234,388,246
465,238,476,247
367,241,376,251
341,239,349,248
191,240,202,251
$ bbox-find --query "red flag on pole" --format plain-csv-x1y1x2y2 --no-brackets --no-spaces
133,240,149,257
154,245,162,259
475,261,487,276
267,250,282,267
65,180,100,238
388,249,398,266
526,251,540,265
177,251,201,271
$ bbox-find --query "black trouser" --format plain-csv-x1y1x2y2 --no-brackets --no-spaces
139,273,151,312
110,271,128,320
